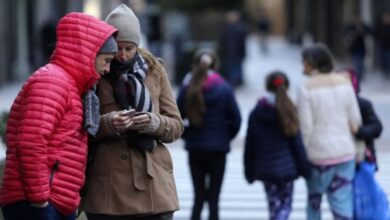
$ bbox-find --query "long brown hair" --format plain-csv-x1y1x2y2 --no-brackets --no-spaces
185,50,217,127
266,71,299,136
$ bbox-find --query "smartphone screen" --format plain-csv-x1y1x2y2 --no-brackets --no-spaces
121,109,136,118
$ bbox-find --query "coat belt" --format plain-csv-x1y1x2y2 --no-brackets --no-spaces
131,149,155,191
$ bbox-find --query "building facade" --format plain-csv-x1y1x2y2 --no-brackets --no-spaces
0,0,84,86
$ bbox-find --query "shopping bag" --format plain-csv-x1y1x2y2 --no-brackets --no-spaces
353,161,390,220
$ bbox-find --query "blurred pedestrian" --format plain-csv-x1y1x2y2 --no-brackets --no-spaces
177,48,241,220
340,67,383,169
0,12,118,220
343,15,371,81
244,71,310,220
375,11,390,79
219,10,247,87
256,11,271,55
297,44,362,220
80,4,184,220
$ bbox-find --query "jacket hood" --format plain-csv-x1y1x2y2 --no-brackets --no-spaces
51,12,117,95
202,72,226,104
254,97,278,125
203,72,224,90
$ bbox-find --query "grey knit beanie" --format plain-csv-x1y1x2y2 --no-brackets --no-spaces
105,4,141,46
98,35,118,54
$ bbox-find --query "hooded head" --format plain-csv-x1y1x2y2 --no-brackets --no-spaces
105,4,141,46
51,12,117,95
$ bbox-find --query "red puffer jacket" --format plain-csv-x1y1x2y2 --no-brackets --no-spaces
0,13,116,215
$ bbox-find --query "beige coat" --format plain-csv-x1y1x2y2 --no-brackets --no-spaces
80,49,184,215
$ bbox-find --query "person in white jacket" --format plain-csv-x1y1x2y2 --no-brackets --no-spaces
297,44,362,220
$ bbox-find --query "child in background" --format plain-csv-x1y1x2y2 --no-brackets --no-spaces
244,71,310,220
177,49,241,220
342,67,383,168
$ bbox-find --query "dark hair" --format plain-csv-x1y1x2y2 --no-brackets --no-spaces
185,49,219,127
266,71,299,136
302,43,334,73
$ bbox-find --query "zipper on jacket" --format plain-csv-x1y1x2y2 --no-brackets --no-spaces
49,160,59,187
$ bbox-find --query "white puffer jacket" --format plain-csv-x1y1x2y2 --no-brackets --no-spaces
297,72,362,163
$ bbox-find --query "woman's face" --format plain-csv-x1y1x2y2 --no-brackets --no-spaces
302,59,313,76
115,41,137,62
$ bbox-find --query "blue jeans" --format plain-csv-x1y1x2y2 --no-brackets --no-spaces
306,160,355,220
2,200,76,220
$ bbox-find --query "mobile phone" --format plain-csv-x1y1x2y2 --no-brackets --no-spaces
120,109,136,118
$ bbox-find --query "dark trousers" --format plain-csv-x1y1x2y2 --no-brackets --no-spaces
188,151,227,220
351,54,365,81
2,200,75,220
85,212,173,220
223,61,243,87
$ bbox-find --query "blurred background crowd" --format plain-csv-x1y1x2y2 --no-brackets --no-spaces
1,0,390,87
1,1,390,219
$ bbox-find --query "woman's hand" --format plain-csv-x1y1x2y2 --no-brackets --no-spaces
130,112,160,134
111,110,134,133
131,112,151,129
350,123,359,134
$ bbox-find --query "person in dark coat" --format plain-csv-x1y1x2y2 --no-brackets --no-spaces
343,15,371,81
375,12,390,78
244,71,310,220
343,68,383,170
219,11,247,87
177,48,241,220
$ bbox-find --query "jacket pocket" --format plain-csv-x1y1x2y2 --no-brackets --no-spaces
49,160,59,187
150,144,173,172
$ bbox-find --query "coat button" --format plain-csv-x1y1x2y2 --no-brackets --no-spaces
121,154,127,160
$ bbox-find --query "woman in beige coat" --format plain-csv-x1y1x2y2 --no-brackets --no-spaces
80,4,183,220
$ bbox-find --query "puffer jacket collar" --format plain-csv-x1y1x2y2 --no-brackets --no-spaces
50,12,117,95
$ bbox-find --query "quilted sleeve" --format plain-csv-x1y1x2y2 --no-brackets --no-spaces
347,86,362,133
297,86,313,147
355,99,382,140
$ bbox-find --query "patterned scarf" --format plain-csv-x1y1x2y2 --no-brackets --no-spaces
83,86,100,136
110,53,155,151
110,53,152,112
